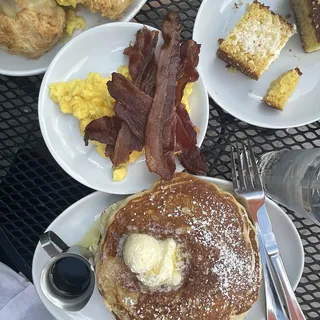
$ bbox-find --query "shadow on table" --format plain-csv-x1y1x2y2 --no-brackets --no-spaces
0,142,92,281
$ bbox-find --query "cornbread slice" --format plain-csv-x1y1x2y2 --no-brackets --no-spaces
262,67,302,111
291,0,320,53
217,1,296,80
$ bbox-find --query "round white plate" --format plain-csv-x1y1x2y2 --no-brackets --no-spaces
32,177,304,320
193,0,320,129
38,22,209,194
0,0,147,76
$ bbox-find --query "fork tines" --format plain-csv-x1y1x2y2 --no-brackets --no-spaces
230,140,262,193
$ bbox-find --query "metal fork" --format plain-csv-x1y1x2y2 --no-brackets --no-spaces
230,140,305,320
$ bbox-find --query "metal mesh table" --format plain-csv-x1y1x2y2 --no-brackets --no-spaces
0,0,319,318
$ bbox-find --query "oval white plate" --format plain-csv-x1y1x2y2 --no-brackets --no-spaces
32,177,304,320
38,22,209,194
0,0,147,76
193,0,320,129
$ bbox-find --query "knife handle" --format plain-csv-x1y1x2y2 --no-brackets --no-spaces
270,253,305,320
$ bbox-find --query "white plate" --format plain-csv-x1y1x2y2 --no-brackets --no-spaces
193,0,320,129
38,22,209,194
0,0,147,76
32,177,304,320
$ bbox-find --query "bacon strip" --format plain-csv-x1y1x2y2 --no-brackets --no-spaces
108,73,153,144
175,103,197,151
111,28,159,167
178,148,207,175
145,12,181,180
176,103,207,174
176,40,201,106
84,116,122,158
124,27,159,96
175,40,207,175
112,124,143,165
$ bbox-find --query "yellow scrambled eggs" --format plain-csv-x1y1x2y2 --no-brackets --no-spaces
65,9,86,37
49,66,193,181
56,0,80,8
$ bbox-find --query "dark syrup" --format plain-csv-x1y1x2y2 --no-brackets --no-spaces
51,257,91,296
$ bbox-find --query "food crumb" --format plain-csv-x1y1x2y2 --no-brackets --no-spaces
215,92,219,95
226,65,238,73
248,89,253,94
234,0,243,7
218,38,224,45
285,13,291,19
289,49,292,52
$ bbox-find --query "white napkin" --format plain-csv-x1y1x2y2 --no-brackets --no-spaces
0,262,54,320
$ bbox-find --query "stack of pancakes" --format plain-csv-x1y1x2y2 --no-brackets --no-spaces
96,173,261,320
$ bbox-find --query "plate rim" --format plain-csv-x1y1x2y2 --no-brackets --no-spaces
0,0,148,77
32,176,305,320
192,0,320,129
38,21,209,194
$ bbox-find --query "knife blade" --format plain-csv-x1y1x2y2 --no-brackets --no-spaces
257,204,306,320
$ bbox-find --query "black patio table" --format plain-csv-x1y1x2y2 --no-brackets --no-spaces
0,0,319,318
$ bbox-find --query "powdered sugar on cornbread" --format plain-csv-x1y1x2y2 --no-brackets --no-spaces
217,1,296,79
232,19,282,56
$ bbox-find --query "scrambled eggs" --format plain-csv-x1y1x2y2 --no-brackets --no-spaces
49,66,193,182
56,0,81,7
65,9,86,37
182,83,193,114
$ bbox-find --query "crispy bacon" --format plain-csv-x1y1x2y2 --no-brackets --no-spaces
145,12,181,180
108,73,153,144
175,104,207,174
111,98,143,166
109,74,207,174
111,28,159,166
178,148,207,175
175,103,197,151
124,27,159,97
176,40,201,106
112,123,143,165
84,116,122,158
174,39,207,175
107,75,207,174
84,12,207,177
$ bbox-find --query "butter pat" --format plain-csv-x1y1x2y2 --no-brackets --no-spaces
123,234,182,288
